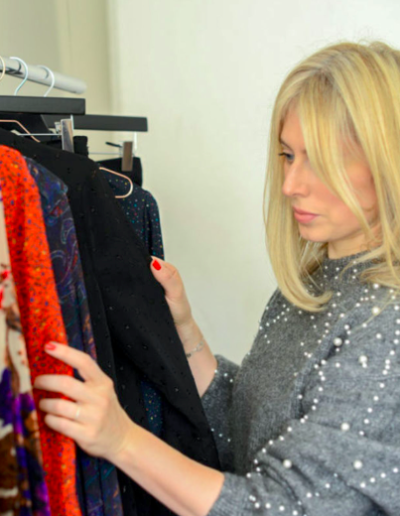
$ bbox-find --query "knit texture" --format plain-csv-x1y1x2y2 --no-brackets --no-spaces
202,250,400,515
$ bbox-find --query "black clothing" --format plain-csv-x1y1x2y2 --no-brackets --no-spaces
107,173,165,437
44,135,90,157
0,129,220,516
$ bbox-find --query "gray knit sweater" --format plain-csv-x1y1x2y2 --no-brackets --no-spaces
201,250,400,516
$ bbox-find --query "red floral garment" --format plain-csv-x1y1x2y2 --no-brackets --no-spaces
0,146,82,516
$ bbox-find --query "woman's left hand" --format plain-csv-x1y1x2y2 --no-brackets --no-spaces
34,343,134,462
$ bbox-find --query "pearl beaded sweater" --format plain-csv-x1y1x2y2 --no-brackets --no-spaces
201,250,400,516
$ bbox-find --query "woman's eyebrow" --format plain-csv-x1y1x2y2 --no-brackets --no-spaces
279,137,307,154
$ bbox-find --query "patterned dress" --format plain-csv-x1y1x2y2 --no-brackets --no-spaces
26,157,123,516
0,146,81,516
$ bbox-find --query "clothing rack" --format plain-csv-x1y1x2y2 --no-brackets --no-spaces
0,57,86,94
43,114,148,132
0,96,85,115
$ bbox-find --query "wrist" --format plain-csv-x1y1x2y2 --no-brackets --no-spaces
176,318,203,352
106,413,137,465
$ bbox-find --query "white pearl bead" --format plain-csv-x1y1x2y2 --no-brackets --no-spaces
359,355,368,365
373,283,380,289
372,306,380,315
334,338,343,347
354,460,363,470
283,460,292,469
341,422,350,431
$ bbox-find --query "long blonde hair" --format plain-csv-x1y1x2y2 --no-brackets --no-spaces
265,40,400,312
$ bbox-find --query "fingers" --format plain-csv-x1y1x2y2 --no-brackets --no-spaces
150,257,183,295
41,342,104,383
43,413,82,441
39,398,81,422
34,373,88,402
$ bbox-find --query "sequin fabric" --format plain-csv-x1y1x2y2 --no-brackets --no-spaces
0,146,81,516
107,175,164,259
203,250,400,515
26,158,123,516
106,173,165,436
0,192,50,516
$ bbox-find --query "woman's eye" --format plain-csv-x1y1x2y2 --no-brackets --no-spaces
278,152,294,163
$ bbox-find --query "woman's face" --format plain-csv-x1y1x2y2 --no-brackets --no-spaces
280,108,381,259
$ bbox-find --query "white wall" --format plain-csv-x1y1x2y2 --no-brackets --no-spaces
106,0,400,364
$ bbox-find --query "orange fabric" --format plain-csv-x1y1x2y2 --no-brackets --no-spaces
0,146,82,516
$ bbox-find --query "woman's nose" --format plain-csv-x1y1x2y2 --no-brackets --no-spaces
282,164,310,198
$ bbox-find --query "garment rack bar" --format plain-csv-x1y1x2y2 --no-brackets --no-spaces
43,114,148,132
0,96,86,115
0,57,86,94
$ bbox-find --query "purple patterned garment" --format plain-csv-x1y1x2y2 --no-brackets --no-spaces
0,191,51,516
25,158,123,516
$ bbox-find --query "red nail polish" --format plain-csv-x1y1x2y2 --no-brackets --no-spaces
152,260,161,271
45,343,57,351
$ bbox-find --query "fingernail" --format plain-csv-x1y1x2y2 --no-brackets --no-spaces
45,342,57,351
152,260,161,271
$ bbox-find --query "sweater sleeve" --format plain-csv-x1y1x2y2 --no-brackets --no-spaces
206,296,400,516
201,355,240,471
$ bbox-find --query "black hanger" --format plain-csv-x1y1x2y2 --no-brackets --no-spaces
0,96,86,142
42,114,147,132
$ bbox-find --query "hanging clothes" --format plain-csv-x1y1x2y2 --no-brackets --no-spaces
26,157,123,516
0,190,51,516
0,145,82,516
0,127,220,516
50,138,165,438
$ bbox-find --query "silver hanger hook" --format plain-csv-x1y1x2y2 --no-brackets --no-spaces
0,56,6,82
37,65,55,96
9,56,29,95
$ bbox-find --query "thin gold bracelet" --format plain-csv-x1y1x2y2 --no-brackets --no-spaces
185,340,204,359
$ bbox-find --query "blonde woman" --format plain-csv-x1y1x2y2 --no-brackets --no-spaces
35,40,400,515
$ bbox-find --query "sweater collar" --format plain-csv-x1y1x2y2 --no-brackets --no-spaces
313,249,375,289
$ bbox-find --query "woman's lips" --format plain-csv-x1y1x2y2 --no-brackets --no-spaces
293,207,317,216
293,210,319,223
